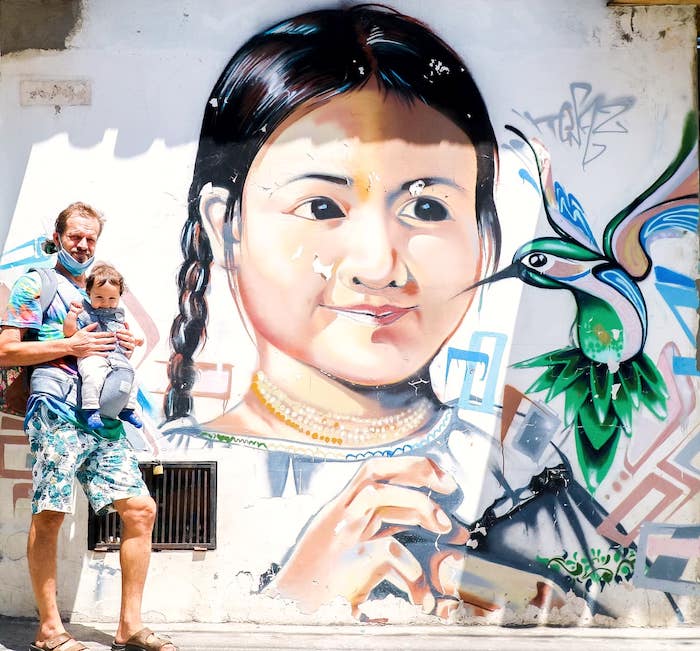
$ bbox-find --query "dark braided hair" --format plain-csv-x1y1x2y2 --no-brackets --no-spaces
165,4,501,420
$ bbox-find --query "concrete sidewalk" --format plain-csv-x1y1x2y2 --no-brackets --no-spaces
0,621,698,651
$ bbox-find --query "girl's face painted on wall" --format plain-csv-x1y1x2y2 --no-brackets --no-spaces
235,87,483,385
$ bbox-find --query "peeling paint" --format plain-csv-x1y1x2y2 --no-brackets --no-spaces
312,254,332,280
0,0,697,629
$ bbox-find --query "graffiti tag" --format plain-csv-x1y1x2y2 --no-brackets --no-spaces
513,82,634,168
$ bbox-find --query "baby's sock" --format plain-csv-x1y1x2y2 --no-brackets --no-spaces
119,409,143,428
85,409,104,429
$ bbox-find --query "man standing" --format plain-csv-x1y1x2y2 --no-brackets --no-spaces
0,203,176,651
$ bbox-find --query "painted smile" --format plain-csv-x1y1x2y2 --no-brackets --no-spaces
321,304,417,326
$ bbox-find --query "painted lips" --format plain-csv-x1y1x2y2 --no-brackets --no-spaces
322,304,417,326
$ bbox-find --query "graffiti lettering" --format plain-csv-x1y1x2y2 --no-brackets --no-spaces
514,82,634,168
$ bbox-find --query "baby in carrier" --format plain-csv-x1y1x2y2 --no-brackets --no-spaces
63,262,142,429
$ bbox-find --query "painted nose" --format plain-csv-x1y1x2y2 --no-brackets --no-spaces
337,210,408,290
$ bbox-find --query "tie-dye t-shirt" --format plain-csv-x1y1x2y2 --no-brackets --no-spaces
2,270,86,372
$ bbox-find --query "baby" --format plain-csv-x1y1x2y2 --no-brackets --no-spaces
63,262,142,429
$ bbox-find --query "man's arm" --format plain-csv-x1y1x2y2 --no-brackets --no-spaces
0,271,115,367
0,325,72,366
0,323,114,367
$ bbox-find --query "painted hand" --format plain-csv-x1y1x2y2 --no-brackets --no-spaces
268,456,467,617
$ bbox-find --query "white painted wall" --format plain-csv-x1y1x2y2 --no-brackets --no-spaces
0,0,697,625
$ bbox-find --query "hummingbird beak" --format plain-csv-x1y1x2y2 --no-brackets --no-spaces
457,262,525,295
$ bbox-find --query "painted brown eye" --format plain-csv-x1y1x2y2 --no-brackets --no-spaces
292,197,346,221
400,197,450,222
528,253,548,268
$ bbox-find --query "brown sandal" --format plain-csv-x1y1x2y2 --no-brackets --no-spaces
111,627,177,651
29,632,88,651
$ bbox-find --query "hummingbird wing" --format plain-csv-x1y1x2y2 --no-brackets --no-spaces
506,125,602,252
602,112,699,280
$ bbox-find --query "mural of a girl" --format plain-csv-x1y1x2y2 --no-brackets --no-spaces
164,5,630,619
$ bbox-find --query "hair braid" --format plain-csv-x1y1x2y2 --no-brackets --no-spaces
164,200,213,420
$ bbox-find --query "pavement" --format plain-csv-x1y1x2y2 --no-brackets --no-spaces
0,621,698,651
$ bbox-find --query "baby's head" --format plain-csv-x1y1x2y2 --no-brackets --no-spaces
86,262,124,309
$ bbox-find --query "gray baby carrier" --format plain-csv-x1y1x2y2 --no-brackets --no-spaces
99,359,134,419
84,302,135,419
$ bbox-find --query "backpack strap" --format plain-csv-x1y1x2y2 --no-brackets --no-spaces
28,267,59,317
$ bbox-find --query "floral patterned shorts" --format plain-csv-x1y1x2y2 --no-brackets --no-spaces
27,403,149,515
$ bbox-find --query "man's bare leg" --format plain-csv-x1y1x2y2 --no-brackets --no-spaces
27,510,67,646
112,496,174,649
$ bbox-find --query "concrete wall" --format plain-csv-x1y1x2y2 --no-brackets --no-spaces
0,0,698,626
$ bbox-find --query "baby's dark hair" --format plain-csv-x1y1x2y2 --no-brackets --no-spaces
165,4,501,420
86,262,125,296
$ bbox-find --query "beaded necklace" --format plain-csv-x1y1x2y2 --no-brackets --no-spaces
251,371,432,447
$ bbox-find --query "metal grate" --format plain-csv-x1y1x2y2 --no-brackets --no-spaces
88,461,217,551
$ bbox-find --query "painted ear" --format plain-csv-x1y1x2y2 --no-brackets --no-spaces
199,183,238,268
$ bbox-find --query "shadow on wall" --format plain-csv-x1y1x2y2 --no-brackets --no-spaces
0,0,228,248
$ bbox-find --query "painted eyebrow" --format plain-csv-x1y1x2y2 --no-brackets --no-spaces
277,174,464,199
283,173,353,187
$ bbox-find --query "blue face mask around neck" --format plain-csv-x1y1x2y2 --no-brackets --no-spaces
57,246,94,277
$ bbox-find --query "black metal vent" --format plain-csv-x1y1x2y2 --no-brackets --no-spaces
88,461,217,551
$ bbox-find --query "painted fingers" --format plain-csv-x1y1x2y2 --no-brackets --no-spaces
271,456,466,615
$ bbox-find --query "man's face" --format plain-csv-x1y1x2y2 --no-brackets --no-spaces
54,215,101,263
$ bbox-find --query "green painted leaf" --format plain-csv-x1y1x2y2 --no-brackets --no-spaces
547,355,588,401
564,373,591,429
579,399,618,450
525,366,562,397
618,362,641,409
575,420,622,492
590,362,613,423
632,360,668,419
611,377,633,436
635,353,669,399
637,382,668,419
514,347,580,369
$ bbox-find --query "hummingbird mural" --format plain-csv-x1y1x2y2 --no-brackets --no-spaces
478,113,699,491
